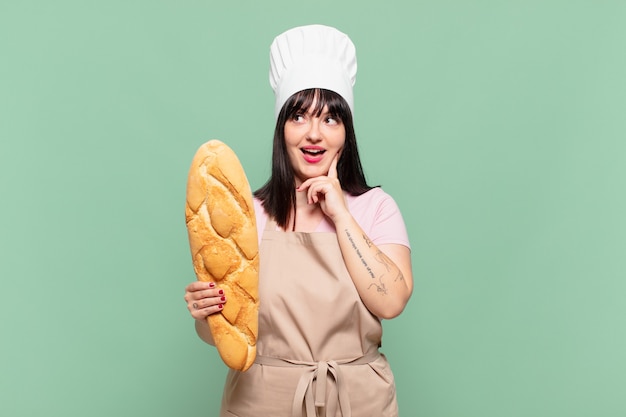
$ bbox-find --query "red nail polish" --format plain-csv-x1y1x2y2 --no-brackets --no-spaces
220,296,226,302
218,304,223,309
209,282,215,288
218,289,223,295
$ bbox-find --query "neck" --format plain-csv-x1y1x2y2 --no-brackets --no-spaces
288,188,325,232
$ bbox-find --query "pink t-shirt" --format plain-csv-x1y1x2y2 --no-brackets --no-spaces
253,187,410,249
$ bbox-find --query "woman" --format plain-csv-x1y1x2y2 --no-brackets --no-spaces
184,25,413,416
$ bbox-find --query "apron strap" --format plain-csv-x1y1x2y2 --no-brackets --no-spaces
254,351,381,417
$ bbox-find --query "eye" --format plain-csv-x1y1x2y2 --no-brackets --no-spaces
325,115,340,125
291,113,305,123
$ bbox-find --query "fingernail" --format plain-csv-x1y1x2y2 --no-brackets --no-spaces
209,282,215,288
218,304,223,309
220,296,226,302
218,289,223,295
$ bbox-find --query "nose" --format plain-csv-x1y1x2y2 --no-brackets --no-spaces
306,119,322,142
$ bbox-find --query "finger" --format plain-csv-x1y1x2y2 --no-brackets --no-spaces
199,287,225,301
190,293,227,310
297,178,320,204
185,281,215,293
307,181,331,205
308,187,318,205
305,181,316,204
184,286,223,305
296,178,312,193
328,152,340,179
191,303,225,320
188,295,227,318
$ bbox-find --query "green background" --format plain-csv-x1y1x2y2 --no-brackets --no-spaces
1,1,625,416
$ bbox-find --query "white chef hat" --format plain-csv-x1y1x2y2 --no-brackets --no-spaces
269,24,357,119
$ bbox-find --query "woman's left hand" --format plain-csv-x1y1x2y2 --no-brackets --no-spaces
297,153,350,223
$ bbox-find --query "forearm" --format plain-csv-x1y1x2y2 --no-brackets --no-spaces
195,319,216,345
334,215,413,319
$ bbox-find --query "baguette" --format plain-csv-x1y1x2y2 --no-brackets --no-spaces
185,140,259,372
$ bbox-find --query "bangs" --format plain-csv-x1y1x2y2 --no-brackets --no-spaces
284,88,350,121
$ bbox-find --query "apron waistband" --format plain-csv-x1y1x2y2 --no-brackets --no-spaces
254,350,381,417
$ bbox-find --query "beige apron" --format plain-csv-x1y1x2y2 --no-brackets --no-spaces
220,219,398,417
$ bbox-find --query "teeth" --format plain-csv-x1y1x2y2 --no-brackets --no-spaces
303,149,324,154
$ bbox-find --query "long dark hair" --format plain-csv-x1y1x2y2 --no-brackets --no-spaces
254,88,374,229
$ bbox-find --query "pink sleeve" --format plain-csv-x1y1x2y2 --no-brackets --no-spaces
253,198,267,247
346,188,411,250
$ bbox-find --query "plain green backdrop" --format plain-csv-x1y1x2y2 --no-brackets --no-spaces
1,1,625,416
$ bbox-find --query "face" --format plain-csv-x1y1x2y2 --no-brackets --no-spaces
284,101,346,185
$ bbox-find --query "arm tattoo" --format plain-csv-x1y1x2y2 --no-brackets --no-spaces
345,230,404,294
374,249,392,272
345,229,375,278
368,278,388,295
373,242,405,283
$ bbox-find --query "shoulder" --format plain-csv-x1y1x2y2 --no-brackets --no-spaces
346,187,400,219
253,197,265,216
346,188,410,249
253,197,268,244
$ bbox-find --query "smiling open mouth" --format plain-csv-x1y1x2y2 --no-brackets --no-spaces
301,147,326,156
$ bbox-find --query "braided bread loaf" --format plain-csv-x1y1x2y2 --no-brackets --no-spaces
185,140,259,372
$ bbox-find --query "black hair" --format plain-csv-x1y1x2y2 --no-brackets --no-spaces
254,88,374,229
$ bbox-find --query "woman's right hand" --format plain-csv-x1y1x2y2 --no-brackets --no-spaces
184,281,226,320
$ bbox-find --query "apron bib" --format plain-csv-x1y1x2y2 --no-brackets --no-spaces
220,219,398,417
